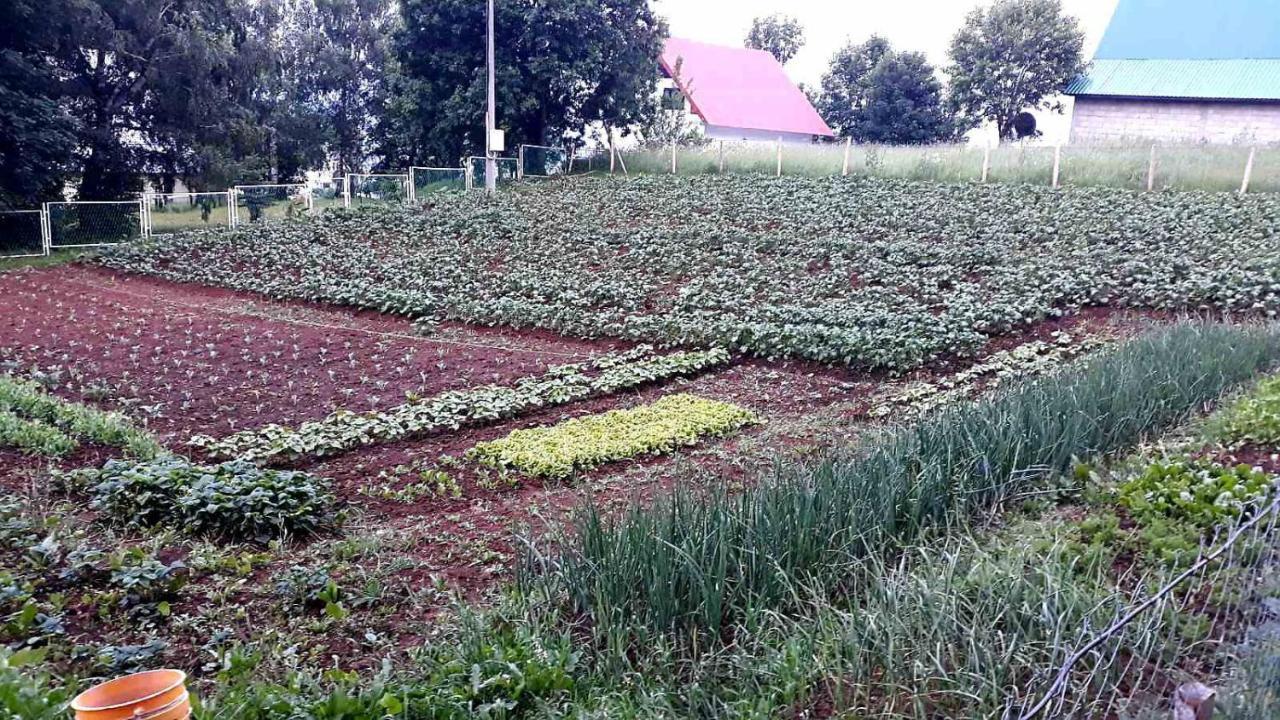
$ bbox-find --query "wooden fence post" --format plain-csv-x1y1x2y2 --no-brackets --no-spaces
1241,147,1257,194
718,140,725,174
776,138,782,177
671,141,677,174
1147,144,1157,192
609,133,616,175
1051,145,1062,188
842,137,852,177
981,144,991,183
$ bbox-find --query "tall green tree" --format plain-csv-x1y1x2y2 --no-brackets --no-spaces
286,0,394,175
851,52,956,144
0,0,78,208
745,14,804,65
946,0,1086,140
384,0,666,166
816,36,892,139
45,0,244,199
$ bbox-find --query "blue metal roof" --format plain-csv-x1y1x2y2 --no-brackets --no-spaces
1068,59,1280,100
1095,0,1280,60
1069,0,1280,100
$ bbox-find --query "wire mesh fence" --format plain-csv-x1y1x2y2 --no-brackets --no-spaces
46,201,143,248
143,192,232,235
0,210,47,258
1007,496,1280,719
518,145,568,179
409,167,466,200
345,174,410,207
466,157,518,190
232,184,310,226
311,178,346,214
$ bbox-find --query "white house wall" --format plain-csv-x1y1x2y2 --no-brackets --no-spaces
703,125,817,145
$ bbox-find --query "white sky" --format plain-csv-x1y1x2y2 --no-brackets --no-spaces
654,0,1122,143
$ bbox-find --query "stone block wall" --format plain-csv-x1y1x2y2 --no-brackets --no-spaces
1071,96,1280,144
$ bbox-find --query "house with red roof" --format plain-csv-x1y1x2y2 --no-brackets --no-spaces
658,38,834,145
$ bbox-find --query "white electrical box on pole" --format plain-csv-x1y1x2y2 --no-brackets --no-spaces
485,0,497,195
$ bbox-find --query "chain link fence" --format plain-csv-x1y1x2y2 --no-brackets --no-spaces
143,191,233,235
409,167,466,200
466,156,518,190
46,201,144,248
345,174,410,207
0,210,47,258
231,184,310,226
518,145,568,179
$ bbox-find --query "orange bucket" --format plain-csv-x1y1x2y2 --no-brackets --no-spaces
70,669,191,720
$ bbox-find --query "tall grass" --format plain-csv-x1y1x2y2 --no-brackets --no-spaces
526,321,1280,641
582,142,1280,192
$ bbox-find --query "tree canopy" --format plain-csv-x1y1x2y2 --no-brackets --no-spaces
817,37,956,144
745,14,805,65
946,0,1086,140
381,0,667,167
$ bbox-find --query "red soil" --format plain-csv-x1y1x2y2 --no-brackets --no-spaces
0,261,1155,666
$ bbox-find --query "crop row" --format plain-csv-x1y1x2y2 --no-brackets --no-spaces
527,321,1280,638
190,345,730,462
467,393,760,480
101,176,1280,370
0,375,161,458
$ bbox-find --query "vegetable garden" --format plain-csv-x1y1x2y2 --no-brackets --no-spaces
5,174,1280,718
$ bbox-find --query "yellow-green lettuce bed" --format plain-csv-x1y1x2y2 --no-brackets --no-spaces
467,393,760,480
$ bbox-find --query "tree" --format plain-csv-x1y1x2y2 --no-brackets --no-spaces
0,0,78,208
385,0,667,166
851,52,956,144
816,36,892,138
946,0,1086,140
745,14,804,65
286,0,395,175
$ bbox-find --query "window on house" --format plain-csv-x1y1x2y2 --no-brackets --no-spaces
662,87,685,111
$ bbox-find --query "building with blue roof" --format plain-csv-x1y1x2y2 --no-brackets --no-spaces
1067,0,1280,144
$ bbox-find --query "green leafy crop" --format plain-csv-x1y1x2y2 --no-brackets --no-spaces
468,393,760,480
66,456,334,542
101,175,1280,370
1118,458,1275,529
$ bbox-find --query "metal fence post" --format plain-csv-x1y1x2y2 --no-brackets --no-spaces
517,145,525,181
138,199,148,239
41,206,51,256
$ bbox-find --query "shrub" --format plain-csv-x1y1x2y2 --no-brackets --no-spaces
468,394,760,480
528,321,1280,640
71,456,334,542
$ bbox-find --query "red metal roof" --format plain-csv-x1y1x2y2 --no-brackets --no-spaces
660,38,835,139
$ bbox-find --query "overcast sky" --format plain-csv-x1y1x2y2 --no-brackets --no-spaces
653,0,1122,143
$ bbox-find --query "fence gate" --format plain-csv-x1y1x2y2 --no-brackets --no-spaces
45,201,145,249
408,167,467,201
0,209,49,258
231,184,310,227
517,145,569,180
465,157,519,190
344,174,410,208
142,191,234,236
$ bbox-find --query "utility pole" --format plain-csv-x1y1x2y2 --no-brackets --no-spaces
485,0,497,195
